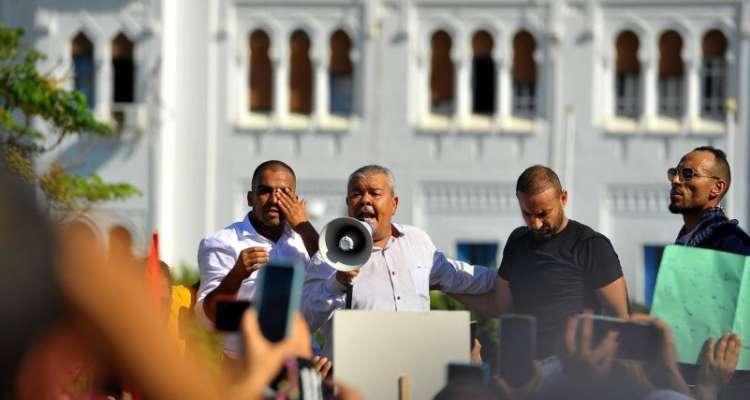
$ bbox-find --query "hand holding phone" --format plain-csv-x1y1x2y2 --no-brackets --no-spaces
497,314,537,387
254,260,304,342
576,314,660,362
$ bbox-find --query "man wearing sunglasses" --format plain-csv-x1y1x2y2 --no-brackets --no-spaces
668,146,750,255
669,146,750,400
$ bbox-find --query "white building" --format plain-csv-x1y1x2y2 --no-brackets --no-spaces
4,0,749,304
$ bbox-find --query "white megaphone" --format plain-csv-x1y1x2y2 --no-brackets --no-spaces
318,217,373,271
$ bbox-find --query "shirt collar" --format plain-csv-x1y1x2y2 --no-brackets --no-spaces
373,223,406,251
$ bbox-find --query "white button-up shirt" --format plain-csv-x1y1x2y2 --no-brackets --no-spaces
302,223,497,357
196,213,309,357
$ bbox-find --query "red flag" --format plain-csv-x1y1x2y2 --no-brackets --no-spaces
147,230,161,299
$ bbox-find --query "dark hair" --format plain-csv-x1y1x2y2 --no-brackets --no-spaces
516,165,563,195
692,146,731,188
251,160,296,191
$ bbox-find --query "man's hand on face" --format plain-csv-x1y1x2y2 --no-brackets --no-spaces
233,246,269,278
335,270,359,287
275,187,309,230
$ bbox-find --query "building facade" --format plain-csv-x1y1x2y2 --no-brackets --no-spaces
4,0,749,304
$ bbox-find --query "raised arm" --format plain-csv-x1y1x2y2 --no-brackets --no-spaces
595,276,629,318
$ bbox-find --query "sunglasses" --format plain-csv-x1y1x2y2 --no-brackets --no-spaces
667,167,721,182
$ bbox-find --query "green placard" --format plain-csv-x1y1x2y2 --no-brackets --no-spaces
651,245,750,370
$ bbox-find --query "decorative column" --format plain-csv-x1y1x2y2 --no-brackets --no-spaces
725,98,737,217
272,43,288,124
455,49,471,125
419,49,431,122
496,58,511,123
640,56,656,127
685,57,700,126
96,38,111,119
314,53,329,124
601,55,614,120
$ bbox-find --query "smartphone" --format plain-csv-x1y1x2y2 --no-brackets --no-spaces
254,260,304,342
576,314,660,362
447,363,490,385
215,299,251,331
497,314,537,387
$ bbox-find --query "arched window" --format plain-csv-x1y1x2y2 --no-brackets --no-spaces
472,30,495,115
430,30,454,116
329,30,353,116
112,33,134,103
512,30,536,117
658,30,684,118
72,32,95,109
702,29,728,119
615,31,640,118
249,30,272,113
289,30,312,115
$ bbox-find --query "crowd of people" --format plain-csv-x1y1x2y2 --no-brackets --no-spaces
1,145,746,399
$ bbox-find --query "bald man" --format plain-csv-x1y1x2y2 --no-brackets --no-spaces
454,165,629,361
668,146,750,255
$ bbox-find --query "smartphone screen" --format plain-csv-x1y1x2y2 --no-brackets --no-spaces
447,363,489,385
498,314,536,387
256,262,299,342
215,300,251,331
470,320,478,348
581,315,659,362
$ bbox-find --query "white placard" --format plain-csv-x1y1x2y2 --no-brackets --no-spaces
333,310,471,400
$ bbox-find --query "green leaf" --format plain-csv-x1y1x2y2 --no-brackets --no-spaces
0,23,138,211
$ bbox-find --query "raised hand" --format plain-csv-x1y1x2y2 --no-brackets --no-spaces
233,246,269,278
312,355,333,381
695,333,741,400
562,314,619,380
275,187,309,230
629,314,690,395
233,310,312,398
335,270,359,287
492,362,542,400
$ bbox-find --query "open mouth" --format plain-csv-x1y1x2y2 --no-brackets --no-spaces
356,206,377,224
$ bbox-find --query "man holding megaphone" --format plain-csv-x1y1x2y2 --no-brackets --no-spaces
302,165,497,357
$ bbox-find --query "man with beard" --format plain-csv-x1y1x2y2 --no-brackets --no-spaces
668,146,750,255
454,165,629,362
196,160,319,360
668,146,748,399
302,165,497,357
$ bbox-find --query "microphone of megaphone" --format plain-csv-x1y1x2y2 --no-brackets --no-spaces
318,217,373,271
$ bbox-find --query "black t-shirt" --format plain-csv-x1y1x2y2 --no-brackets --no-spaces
498,220,624,359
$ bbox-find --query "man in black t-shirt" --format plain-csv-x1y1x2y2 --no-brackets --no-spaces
498,219,626,358
454,165,629,359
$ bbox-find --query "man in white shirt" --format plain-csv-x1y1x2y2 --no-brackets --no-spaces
196,160,319,359
302,165,497,357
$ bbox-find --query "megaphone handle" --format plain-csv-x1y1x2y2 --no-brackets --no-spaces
345,284,353,309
